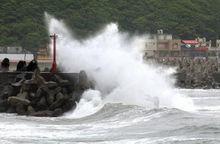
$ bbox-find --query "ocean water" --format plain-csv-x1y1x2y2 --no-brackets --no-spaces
1,14,219,144
0,89,220,144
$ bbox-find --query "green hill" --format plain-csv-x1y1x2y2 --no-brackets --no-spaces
1,0,220,51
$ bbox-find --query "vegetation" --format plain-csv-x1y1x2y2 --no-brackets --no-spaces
1,0,220,51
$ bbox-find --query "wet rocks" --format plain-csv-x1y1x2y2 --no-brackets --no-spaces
0,70,92,117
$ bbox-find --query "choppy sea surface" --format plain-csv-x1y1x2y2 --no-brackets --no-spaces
0,89,220,144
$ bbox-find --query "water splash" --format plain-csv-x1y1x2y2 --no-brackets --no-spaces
64,90,104,118
45,13,195,117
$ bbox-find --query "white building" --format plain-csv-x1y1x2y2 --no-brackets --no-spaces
144,30,174,58
0,54,34,62
0,46,34,62
0,46,23,53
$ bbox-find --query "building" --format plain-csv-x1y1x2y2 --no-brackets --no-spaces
0,46,34,62
170,39,181,57
208,40,220,60
144,29,214,59
144,37,157,57
0,46,34,70
0,54,34,62
181,40,199,57
156,30,173,57
181,37,210,58
37,46,51,62
0,46,52,71
144,30,173,58
144,30,181,58
0,46,23,54
36,46,52,71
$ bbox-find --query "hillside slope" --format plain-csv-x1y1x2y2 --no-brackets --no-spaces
1,0,220,51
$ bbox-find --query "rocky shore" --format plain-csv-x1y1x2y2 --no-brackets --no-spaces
0,69,93,117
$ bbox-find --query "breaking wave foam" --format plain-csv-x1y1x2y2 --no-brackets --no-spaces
46,13,195,118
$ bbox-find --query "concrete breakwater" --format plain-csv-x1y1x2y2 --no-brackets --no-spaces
0,70,93,117
148,57,220,89
175,72,220,89
0,63,218,117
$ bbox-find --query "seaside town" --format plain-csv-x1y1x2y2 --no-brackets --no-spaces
2,1,220,143
0,31,219,90
144,30,219,60
0,27,218,117
0,29,220,88
143,30,220,88
1,30,220,67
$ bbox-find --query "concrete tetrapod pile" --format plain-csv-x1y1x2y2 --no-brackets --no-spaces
0,69,93,117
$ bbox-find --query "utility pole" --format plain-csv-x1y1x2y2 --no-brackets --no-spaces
50,34,57,73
